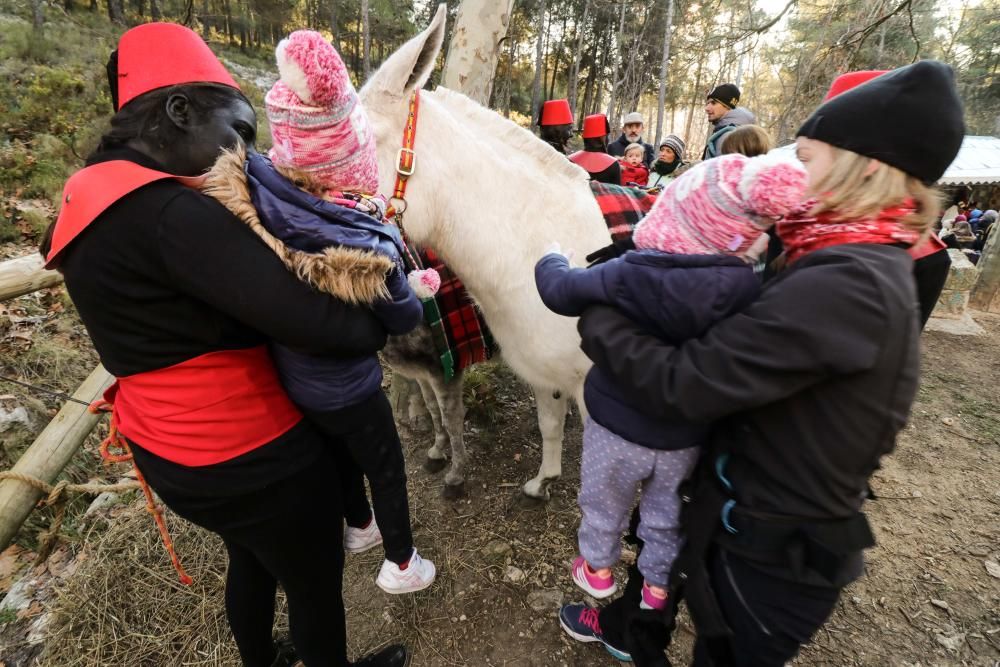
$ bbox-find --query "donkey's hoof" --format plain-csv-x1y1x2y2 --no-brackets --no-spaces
423,457,448,474
442,481,466,500
513,490,547,510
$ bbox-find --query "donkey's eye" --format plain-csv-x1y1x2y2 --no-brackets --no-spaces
235,122,256,144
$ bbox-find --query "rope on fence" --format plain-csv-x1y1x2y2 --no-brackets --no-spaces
0,470,141,564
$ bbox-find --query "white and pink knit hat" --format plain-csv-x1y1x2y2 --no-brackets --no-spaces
632,153,808,256
265,31,379,194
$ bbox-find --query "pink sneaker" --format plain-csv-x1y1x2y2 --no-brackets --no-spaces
571,556,617,599
640,582,668,611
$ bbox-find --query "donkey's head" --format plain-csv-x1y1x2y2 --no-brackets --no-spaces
359,4,447,245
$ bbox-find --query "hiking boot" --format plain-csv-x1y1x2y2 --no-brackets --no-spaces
345,516,383,554
558,603,632,662
639,582,668,611
571,556,617,599
376,548,436,594
351,643,411,667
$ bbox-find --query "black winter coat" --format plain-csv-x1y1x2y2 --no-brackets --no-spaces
578,243,919,539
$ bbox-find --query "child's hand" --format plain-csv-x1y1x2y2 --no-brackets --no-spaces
544,242,575,262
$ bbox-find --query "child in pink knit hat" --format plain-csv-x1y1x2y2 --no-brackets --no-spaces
535,152,807,611
248,30,439,595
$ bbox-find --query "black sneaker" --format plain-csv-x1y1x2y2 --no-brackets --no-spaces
559,603,632,662
352,643,411,667
269,637,299,667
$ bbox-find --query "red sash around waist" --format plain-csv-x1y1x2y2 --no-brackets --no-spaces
106,346,302,467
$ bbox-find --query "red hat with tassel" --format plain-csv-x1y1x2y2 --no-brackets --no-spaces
113,23,240,110
539,99,573,126
581,113,611,140
823,70,888,101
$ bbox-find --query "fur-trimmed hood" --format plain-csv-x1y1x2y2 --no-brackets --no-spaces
200,147,395,305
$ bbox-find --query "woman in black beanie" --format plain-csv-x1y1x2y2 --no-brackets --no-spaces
561,60,964,666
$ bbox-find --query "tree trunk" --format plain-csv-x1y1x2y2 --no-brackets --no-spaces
107,0,125,25
529,0,547,124
329,0,338,48
546,14,567,101
31,0,44,29
606,0,627,118
683,48,706,155
567,0,590,115
653,0,675,146
223,0,234,43
149,0,161,19
361,0,371,80
90,0,97,12
501,17,516,117
440,0,516,105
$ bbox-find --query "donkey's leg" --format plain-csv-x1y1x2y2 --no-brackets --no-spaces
432,370,467,500
416,377,450,474
521,388,568,501
407,386,430,425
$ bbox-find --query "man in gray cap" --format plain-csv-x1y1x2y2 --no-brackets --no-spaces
608,112,654,168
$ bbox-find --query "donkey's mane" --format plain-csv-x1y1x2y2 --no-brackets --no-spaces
429,87,589,185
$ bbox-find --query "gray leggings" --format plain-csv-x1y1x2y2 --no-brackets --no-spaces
577,418,699,587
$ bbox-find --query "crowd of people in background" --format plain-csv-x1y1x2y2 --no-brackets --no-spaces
939,199,997,264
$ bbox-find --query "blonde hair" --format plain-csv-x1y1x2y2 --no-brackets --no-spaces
624,143,644,158
809,147,940,236
720,125,771,157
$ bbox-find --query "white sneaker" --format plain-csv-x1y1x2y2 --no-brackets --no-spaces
345,518,383,554
376,548,436,594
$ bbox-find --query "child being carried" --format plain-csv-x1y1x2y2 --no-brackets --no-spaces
534,152,808,609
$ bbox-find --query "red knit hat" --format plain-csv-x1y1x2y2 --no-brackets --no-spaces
823,70,888,101
582,114,610,140
114,23,239,111
539,99,573,126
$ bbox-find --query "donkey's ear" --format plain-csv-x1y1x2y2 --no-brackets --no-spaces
362,3,446,100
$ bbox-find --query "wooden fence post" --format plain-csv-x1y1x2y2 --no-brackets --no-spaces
0,365,113,552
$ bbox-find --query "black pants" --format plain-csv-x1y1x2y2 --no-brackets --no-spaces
913,248,951,328
153,453,348,667
305,390,414,565
691,549,840,667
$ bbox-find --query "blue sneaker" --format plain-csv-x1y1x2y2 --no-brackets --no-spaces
558,603,632,662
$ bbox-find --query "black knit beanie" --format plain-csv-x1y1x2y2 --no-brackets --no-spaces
707,83,740,109
796,60,964,185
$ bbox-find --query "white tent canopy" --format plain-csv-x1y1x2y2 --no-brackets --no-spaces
937,136,1000,186
774,135,1000,186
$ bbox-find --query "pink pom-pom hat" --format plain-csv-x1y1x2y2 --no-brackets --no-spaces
632,153,808,256
265,30,379,194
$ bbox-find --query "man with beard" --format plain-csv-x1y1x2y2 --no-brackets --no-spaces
702,83,756,159
608,112,654,168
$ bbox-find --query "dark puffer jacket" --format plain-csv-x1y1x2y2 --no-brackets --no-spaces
203,150,423,413
535,251,759,449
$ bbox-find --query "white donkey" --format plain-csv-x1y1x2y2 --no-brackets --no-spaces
361,5,616,502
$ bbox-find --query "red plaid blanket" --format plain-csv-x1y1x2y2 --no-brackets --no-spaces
396,235,496,381
590,181,657,242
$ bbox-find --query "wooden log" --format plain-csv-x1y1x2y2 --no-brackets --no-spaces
970,229,1000,314
0,254,62,302
0,365,113,552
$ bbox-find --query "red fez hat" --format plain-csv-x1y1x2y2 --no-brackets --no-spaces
823,70,888,101
582,114,610,140
115,23,240,110
539,99,573,126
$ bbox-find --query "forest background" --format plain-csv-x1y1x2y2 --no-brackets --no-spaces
0,0,998,244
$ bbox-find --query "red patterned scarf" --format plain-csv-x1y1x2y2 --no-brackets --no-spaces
777,199,921,265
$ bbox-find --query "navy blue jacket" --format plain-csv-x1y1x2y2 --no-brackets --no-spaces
248,153,423,412
535,250,759,449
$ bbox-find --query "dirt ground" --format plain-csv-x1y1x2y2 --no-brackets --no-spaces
2,310,999,666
